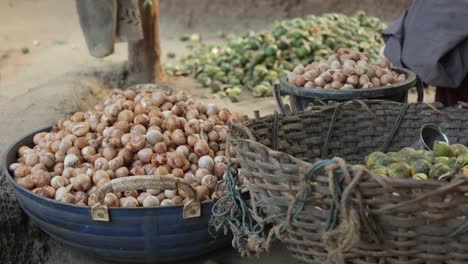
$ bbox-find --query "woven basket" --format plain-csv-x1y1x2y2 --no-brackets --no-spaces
229,100,468,264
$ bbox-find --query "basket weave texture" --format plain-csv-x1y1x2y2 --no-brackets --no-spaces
229,100,468,264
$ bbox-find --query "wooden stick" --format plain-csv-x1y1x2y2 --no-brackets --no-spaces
152,0,166,82
127,0,156,84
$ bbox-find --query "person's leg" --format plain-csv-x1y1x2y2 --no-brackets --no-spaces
436,76,468,106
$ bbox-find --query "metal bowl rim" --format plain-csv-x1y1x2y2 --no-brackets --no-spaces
279,67,417,97
2,125,215,211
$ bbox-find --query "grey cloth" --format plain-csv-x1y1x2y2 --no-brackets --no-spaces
76,0,116,58
383,0,468,88
76,0,143,58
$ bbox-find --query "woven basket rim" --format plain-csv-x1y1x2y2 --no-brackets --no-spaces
231,123,467,191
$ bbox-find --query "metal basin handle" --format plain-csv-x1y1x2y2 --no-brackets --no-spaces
91,175,201,222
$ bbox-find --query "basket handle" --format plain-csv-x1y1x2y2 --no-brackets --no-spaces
91,175,201,222
415,75,425,102
273,82,287,114
374,176,468,214
126,83,173,95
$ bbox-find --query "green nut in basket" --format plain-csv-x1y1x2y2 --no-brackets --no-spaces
374,156,399,168
451,144,468,156
387,162,411,178
429,163,455,180
365,151,386,168
410,159,432,175
412,173,428,180
433,157,456,167
421,150,435,163
460,166,468,176
405,154,425,165
433,141,455,157
455,153,468,168
371,166,387,176
398,147,416,156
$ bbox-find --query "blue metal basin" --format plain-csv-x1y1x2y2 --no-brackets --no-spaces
2,127,230,263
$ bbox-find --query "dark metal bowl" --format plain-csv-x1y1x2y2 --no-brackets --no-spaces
2,127,230,263
276,67,419,112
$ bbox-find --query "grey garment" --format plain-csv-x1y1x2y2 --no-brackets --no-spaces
116,0,144,42
76,0,143,58
76,0,116,58
383,0,468,88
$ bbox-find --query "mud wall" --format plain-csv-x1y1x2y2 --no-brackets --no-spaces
0,172,49,264
0,1,412,263
159,0,412,36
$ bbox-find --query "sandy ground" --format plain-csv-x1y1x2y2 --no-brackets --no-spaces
0,1,287,263
0,1,431,264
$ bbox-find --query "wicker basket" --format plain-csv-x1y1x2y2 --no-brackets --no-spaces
229,100,468,264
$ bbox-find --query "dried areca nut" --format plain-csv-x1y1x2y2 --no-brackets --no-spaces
33,186,55,199
96,177,111,188
137,148,153,163
64,154,79,168
371,77,381,87
24,152,39,167
154,166,169,176
167,151,187,169
201,174,218,189
9,162,21,172
160,199,175,207
94,157,109,170
130,124,147,135
59,138,73,153
92,170,110,184
120,197,139,207
33,132,47,145
73,174,92,192
108,156,124,171
74,137,88,149
53,162,64,174
38,153,55,168
102,147,117,160
17,176,35,189
117,110,135,123
74,191,88,203
195,186,210,201
71,112,85,122
142,195,160,207
137,192,151,205
104,193,119,207
118,148,133,163
171,168,184,178
213,163,227,178
143,164,156,175
146,130,163,145
72,122,90,136
129,134,146,151
88,193,97,206
198,155,214,171
115,167,129,178
194,140,209,156
130,166,145,176
183,173,196,184
171,196,184,205
51,175,69,189
124,190,139,198
154,142,167,154
195,168,210,183
31,170,51,187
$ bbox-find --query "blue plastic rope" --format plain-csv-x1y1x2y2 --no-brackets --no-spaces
210,158,340,253
288,160,337,226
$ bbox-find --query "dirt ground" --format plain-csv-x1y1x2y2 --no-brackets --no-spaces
0,1,432,264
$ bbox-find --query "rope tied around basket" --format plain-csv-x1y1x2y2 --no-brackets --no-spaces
285,157,383,264
210,122,287,256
